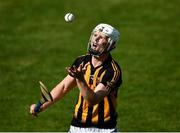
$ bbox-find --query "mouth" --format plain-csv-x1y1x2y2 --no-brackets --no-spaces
92,42,97,48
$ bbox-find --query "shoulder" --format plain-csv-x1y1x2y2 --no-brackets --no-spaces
105,57,122,75
110,59,122,74
101,58,122,87
72,54,91,67
75,54,91,64
76,54,91,61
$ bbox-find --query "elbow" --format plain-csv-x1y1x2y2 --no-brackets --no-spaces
84,93,101,107
81,91,99,106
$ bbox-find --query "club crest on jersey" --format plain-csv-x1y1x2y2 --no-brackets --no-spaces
90,75,94,82
90,75,100,85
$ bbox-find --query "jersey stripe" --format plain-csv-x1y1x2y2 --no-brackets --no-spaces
98,100,104,126
81,100,89,122
104,97,111,121
107,95,116,122
74,93,82,117
92,104,99,123
84,63,91,85
77,95,84,121
86,66,103,124
86,106,93,125
93,66,103,89
111,61,118,81
111,60,120,82
99,70,106,81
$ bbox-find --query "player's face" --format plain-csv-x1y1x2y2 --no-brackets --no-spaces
90,31,109,54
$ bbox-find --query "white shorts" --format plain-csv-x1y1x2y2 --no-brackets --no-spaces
69,125,118,133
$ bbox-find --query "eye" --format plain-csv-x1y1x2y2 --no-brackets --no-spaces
93,34,97,37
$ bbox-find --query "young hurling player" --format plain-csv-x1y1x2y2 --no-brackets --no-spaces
30,23,122,132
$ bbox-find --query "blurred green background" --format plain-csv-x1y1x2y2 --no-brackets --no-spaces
0,0,179,131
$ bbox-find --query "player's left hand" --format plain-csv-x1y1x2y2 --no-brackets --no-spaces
66,63,89,80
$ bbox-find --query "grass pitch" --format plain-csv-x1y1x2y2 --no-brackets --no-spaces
0,0,179,131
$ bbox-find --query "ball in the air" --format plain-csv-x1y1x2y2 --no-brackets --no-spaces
64,13,75,22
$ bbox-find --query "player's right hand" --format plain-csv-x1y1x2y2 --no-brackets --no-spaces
29,104,38,117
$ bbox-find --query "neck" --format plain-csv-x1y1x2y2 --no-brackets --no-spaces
91,53,109,68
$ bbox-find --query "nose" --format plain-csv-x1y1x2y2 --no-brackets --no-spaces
95,35,100,42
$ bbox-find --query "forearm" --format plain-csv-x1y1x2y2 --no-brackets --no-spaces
66,65,105,106
76,79,97,106
40,81,73,111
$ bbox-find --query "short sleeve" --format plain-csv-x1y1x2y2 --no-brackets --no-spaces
71,55,87,68
100,67,122,92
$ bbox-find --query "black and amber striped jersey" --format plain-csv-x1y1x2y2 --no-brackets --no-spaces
70,54,122,128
